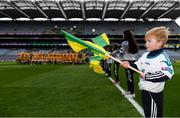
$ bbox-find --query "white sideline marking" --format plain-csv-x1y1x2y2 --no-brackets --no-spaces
108,77,144,117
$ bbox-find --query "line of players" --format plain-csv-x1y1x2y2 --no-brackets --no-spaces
16,51,88,64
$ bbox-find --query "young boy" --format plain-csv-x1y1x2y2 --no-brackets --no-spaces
121,27,174,117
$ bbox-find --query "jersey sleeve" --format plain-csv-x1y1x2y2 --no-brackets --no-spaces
159,55,174,79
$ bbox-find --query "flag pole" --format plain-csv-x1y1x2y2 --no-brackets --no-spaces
107,55,143,75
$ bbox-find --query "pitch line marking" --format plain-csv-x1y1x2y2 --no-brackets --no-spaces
108,77,144,117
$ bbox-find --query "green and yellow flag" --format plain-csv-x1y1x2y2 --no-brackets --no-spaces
61,30,108,54
61,30,110,74
89,56,104,74
92,33,110,47
61,30,143,75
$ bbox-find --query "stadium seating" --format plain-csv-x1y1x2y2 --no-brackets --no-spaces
0,21,179,35
0,21,179,62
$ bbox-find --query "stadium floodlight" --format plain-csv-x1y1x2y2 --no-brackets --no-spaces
51,18,66,21
16,18,31,21
124,18,136,22
86,18,101,21
152,0,178,1
137,19,143,22
0,18,12,21
83,0,103,1
56,0,71,1
124,0,143,2
157,18,172,22
104,18,119,21
153,0,164,1
148,18,155,22
33,18,49,21
92,29,95,32
69,18,83,21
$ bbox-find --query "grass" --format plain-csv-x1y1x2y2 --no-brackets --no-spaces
164,62,180,117
0,62,179,117
0,63,140,117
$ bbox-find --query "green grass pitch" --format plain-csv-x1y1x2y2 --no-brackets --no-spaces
0,61,179,117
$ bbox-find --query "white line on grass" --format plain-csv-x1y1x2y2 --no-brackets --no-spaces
108,77,144,117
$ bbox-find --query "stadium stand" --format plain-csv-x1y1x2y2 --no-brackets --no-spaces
0,0,179,62
0,21,179,62
0,21,180,35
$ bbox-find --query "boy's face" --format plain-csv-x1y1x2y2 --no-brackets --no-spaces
145,36,163,51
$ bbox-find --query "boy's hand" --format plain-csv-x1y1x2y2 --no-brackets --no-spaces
121,61,130,68
140,73,146,79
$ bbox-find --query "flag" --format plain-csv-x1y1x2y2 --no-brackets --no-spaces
61,30,110,74
61,30,108,55
61,30,144,75
92,33,110,47
61,30,143,75
89,56,104,74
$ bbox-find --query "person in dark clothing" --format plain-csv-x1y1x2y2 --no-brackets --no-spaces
112,44,123,84
121,29,139,97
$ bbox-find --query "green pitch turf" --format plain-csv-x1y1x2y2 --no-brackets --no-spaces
0,62,179,117
0,62,140,117
164,62,180,117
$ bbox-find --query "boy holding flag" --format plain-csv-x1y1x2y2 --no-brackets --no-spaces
121,27,174,117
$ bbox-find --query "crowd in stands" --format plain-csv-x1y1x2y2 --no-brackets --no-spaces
16,51,88,65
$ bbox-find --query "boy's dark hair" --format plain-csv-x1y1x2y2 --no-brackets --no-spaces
123,30,138,54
